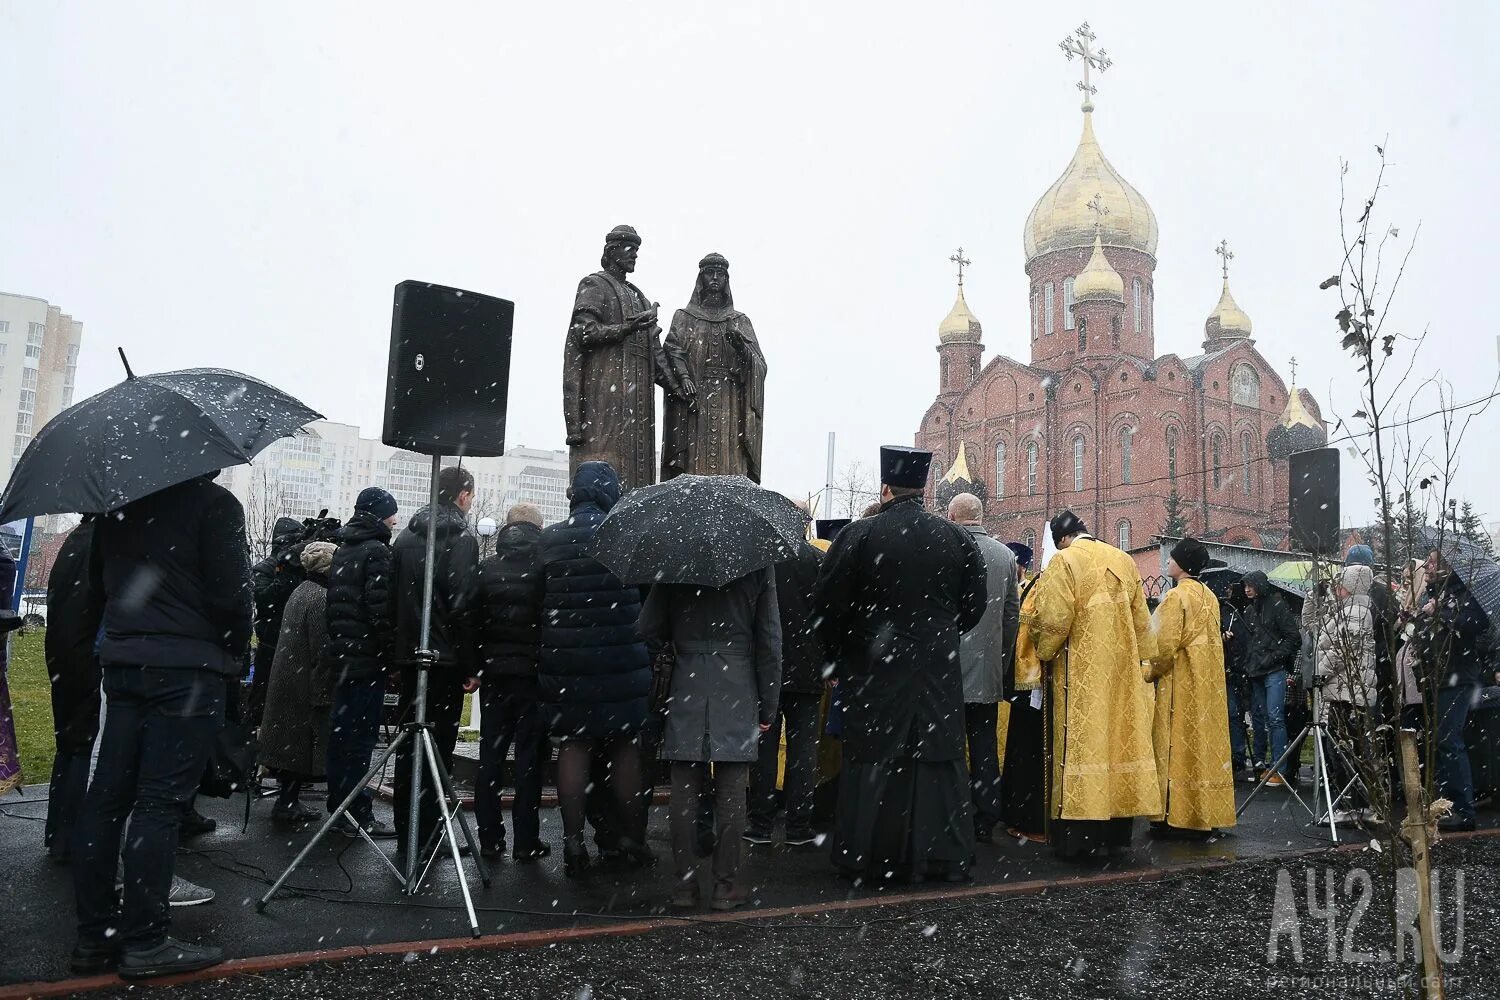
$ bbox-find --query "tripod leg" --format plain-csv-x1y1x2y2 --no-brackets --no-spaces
419,728,483,938
1313,726,1339,843
259,729,409,911
429,733,491,887
1236,723,1314,818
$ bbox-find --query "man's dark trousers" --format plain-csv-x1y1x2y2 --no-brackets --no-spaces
392,667,465,855
964,702,1003,833
749,694,822,836
72,667,225,949
326,677,385,825
475,676,547,853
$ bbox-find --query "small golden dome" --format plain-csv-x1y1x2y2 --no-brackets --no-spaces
942,442,973,484
938,285,982,344
1204,279,1253,340
1024,112,1158,261
1281,386,1318,430
1073,231,1125,303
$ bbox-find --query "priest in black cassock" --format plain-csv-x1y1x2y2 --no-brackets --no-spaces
813,446,988,882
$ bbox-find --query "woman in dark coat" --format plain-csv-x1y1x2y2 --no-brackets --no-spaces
639,569,782,910
537,461,653,875
258,542,336,824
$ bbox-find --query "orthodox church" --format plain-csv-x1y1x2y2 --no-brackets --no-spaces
916,56,1325,557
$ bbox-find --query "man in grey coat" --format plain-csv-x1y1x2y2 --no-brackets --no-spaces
948,493,1019,844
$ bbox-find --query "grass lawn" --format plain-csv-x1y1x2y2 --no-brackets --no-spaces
6,628,53,784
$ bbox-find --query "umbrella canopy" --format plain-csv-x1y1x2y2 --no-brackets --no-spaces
1199,564,1244,602
589,474,809,588
0,363,321,523
1418,528,1500,628
1266,559,1337,597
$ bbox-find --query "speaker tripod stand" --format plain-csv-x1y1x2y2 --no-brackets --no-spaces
1236,684,1365,843
258,455,491,936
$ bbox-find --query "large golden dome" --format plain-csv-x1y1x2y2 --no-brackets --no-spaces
1024,111,1158,261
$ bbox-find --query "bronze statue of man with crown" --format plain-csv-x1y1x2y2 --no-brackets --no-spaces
562,225,685,492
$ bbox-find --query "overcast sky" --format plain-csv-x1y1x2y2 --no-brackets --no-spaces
3,1,1496,528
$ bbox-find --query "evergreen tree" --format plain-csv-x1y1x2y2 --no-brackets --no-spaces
1162,488,1189,538
1458,500,1495,555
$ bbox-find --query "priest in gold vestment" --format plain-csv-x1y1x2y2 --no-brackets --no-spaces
1027,511,1160,858
1145,538,1237,834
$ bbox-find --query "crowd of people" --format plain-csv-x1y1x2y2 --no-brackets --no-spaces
37,444,1494,980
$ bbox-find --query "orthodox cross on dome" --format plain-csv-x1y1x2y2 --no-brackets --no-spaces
1085,192,1111,234
1289,355,1299,386
950,246,972,287
1215,238,1235,281
1059,22,1112,112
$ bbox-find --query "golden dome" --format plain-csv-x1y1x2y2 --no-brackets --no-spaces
1024,112,1158,261
1072,230,1125,303
938,285,983,344
1281,386,1318,430
1204,279,1253,340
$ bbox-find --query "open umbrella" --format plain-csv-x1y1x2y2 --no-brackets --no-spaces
1417,528,1500,628
589,474,809,588
0,353,321,523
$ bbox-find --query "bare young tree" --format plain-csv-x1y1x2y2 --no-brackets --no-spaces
1313,145,1498,999
244,464,292,561
827,459,878,519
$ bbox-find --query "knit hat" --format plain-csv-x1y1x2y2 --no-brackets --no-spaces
1344,544,1375,568
1170,537,1211,577
355,486,398,521
1340,564,1374,597
301,540,337,576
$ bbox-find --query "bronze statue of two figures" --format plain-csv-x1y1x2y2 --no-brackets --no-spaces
562,225,767,492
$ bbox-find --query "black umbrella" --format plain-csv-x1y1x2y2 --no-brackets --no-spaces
0,353,322,523
1417,528,1500,628
589,474,809,588
1199,563,1244,602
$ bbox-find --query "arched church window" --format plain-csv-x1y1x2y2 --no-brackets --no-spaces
1072,436,1085,492
1043,283,1056,336
1118,519,1132,550
1120,426,1134,484
941,357,949,385
1211,433,1224,489
1023,528,1036,551
1111,315,1121,348
1078,316,1087,350
1063,278,1076,331
1133,277,1143,333
1241,432,1254,497
994,441,1007,499
1027,442,1039,496
1166,427,1179,480
1231,365,1261,407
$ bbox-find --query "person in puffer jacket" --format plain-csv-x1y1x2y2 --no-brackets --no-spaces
537,461,652,876
322,487,398,838
472,502,550,862
1316,564,1378,818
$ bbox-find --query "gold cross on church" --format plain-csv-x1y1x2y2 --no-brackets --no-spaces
1289,356,1299,386
1059,22,1112,111
1085,192,1111,234
950,247,972,287
1215,239,1234,281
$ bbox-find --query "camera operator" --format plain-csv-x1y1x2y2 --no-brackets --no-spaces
71,472,252,979
389,466,480,862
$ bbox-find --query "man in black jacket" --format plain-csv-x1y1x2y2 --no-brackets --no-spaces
44,518,105,862
248,516,307,727
72,474,252,980
389,466,480,860
1241,571,1301,785
473,502,550,861
1421,551,1489,831
746,535,824,847
324,487,399,838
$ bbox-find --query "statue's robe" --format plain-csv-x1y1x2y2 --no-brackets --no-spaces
563,271,671,493
660,304,766,483
1146,579,1237,832
1028,536,1161,856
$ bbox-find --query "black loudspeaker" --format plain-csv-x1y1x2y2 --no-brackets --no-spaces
1289,447,1340,554
383,280,514,458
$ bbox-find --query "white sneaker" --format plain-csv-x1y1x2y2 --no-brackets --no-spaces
168,875,215,907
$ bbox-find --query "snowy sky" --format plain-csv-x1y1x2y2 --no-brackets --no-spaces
3,1,1497,528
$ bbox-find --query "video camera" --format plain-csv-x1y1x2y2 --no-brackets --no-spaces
300,509,343,545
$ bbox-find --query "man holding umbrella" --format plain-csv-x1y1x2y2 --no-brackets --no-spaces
813,446,988,882
0,357,318,979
